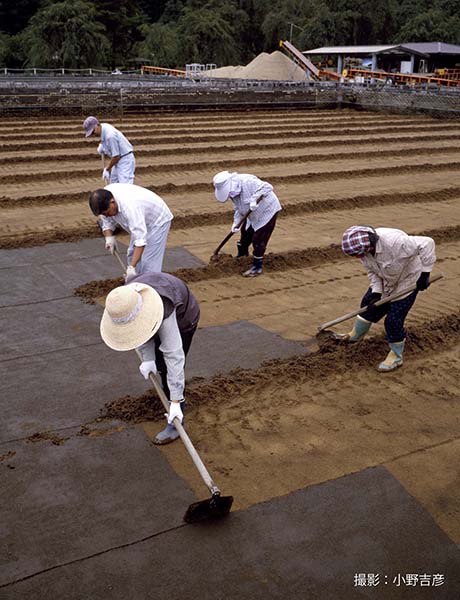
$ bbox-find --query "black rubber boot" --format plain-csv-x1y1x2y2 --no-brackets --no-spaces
236,241,249,259
243,256,263,277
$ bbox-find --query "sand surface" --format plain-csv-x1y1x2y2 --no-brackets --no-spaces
1,107,459,543
205,50,309,80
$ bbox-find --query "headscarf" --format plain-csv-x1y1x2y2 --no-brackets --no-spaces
341,226,376,256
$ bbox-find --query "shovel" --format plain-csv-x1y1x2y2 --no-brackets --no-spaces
112,249,233,524
211,196,263,258
317,272,444,334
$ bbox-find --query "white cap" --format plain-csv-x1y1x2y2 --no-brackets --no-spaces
213,170,233,202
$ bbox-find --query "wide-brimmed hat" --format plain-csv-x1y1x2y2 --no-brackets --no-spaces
213,170,234,202
100,283,164,351
83,116,99,137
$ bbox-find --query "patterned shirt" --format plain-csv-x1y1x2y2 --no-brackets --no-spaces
230,173,282,231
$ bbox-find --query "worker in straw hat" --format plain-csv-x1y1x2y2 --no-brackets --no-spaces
212,171,282,277
340,225,436,371
89,183,173,279
83,116,136,184
100,272,200,444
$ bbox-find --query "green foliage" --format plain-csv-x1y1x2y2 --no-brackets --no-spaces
261,0,313,50
394,9,460,44
22,0,110,68
236,0,271,60
160,0,187,23
0,32,10,66
95,0,144,68
136,22,180,67
175,0,243,66
137,0,169,22
299,4,337,48
3,0,460,69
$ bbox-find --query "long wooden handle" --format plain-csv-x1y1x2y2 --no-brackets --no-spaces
135,348,219,495
212,196,263,256
112,248,220,496
212,209,251,256
317,273,444,332
212,230,236,257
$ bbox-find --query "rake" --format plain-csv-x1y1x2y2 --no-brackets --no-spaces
112,248,233,523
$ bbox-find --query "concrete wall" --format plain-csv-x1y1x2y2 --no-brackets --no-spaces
1,77,460,117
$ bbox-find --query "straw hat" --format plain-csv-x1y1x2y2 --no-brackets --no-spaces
100,283,164,351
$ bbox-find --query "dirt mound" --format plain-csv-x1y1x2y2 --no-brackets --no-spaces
99,313,460,423
209,50,309,81
73,223,460,303
73,246,344,303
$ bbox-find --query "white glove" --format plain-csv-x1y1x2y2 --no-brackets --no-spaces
231,223,241,234
102,167,110,180
125,265,137,281
104,235,117,254
139,360,157,380
249,200,258,211
165,401,183,425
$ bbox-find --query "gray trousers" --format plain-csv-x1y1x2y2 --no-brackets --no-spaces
109,153,136,184
127,221,171,273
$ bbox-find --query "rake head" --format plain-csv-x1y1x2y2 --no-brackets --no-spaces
183,492,233,524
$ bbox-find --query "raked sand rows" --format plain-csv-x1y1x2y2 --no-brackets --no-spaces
2,107,460,540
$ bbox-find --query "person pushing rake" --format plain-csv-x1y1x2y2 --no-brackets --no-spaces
212,170,282,277
99,267,233,523
100,271,200,445
336,225,437,372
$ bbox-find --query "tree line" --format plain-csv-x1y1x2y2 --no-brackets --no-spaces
1,0,459,70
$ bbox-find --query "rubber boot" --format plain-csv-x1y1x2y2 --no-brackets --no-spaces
236,241,249,259
336,315,372,342
153,402,184,445
154,423,180,445
243,256,263,277
378,340,405,372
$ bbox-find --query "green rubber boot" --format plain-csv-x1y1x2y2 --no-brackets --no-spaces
378,340,405,372
339,315,372,342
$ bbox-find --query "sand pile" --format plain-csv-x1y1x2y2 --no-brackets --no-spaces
208,50,309,81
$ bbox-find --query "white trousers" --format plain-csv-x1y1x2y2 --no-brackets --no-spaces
127,221,171,274
110,153,136,184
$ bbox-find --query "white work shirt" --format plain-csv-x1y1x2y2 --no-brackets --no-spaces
138,310,185,401
99,123,133,158
230,174,281,231
101,183,173,247
361,227,436,298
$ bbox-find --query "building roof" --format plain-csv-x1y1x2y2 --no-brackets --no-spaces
304,43,460,57
403,42,460,54
303,45,427,56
